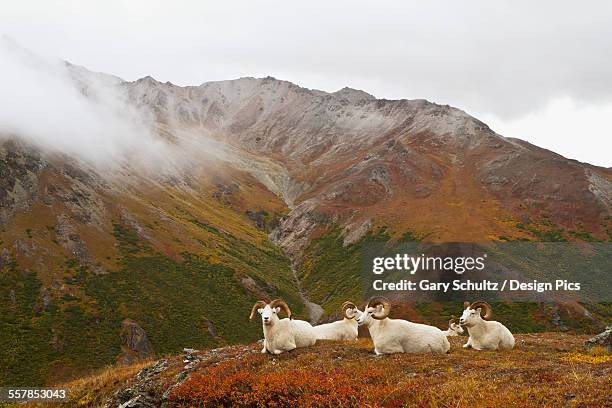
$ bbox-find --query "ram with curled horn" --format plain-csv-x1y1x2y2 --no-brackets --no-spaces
459,300,515,350
355,296,450,354
249,299,316,354
311,301,361,341
443,315,464,337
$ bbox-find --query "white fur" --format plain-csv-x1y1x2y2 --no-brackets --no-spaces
257,304,317,354
459,306,514,350
312,308,359,341
355,307,450,354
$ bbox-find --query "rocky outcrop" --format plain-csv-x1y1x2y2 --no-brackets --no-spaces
245,209,267,230
212,181,240,205
0,139,45,226
112,359,168,408
33,287,52,316
584,326,611,353
119,319,155,365
106,345,260,408
270,200,332,260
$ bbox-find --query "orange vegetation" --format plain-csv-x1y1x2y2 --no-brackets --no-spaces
168,333,610,408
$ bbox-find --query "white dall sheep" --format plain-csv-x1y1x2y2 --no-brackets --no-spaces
249,299,317,354
459,301,515,350
444,316,464,337
312,301,360,341
356,297,450,355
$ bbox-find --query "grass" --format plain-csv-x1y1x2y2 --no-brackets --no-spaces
0,220,302,387
516,220,568,242
560,347,611,364
297,225,392,315
0,260,58,387
20,332,607,408
10,360,153,408
61,359,153,407
568,230,599,242
168,333,611,408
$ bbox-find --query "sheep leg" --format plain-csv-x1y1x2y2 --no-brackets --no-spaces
463,338,472,349
261,339,268,353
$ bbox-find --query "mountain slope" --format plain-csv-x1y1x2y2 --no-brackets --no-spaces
1,66,610,385
124,75,611,250
0,138,302,385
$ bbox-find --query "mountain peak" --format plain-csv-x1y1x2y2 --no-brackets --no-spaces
332,87,376,101
136,75,160,85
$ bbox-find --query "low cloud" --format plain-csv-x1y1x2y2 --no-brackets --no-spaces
0,37,179,171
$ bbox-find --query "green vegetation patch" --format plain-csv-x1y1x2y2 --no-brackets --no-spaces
0,220,301,386
297,225,391,314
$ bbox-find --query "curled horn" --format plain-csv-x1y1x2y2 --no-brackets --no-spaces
367,296,391,320
463,301,471,309
270,299,292,319
341,301,357,319
449,315,459,326
249,300,267,320
470,301,493,320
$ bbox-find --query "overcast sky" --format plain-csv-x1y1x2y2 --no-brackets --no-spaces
2,1,611,166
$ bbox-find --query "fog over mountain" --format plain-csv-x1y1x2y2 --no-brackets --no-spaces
0,38,155,165
3,1,611,166
0,38,233,175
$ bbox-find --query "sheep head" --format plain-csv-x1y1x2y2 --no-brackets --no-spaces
249,299,292,326
459,301,493,327
341,301,359,319
357,296,391,326
448,315,464,335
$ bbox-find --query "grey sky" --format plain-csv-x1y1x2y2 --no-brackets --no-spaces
2,1,611,166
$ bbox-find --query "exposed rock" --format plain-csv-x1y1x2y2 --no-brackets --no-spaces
55,214,89,262
587,170,612,208
13,239,35,258
54,213,106,274
584,326,611,353
343,219,372,246
0,139,45,226
368,165,393,196
212,181,239,205
331,87,376,102
245,208,267,230
111,359,168,408
119,319,155,364
240,275,263,294
120,208,154,242
202,318,217,339
33,287,52,316
270,200,332,260
544,304,569,332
